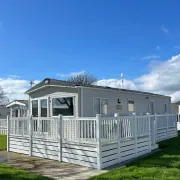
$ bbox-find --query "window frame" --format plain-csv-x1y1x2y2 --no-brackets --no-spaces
93,97,108,116
101,98,108,115
149,100,155,115
31,99,39,117
164,103,167,114
51,96,75,117
31,97,49,117
40,99,48,117
127,99,135,112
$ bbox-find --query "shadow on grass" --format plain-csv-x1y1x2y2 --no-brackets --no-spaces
90,136,180,180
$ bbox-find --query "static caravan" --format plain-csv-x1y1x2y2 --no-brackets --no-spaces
26,78,172,118
172,102,180,114
6,78,177,170
6,100,28,117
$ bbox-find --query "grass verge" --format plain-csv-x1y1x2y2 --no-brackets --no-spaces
90,136,180,180
0,135,7,151
0,163,52,180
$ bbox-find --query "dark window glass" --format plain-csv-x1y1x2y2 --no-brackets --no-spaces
15,110,18,117
52,97,74,116
32,100,38,117
93,98,100,116
41,99,47,117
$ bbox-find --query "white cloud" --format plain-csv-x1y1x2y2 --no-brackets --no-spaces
9,75,21,79
69,70,85,76
0,76,40,101
141,55,160,60
161,26,169,34
56,73,67,77
3,54,180,103
57,70,85,78
135,55,180,92
97,54,180,103
96,79,137,90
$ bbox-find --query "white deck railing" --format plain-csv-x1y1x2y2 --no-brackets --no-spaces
5,113,178,170
0,118,7,135
32,117,59,139
63,117,97,144
5,113,177,144
177,114,180,130
9,117,29,136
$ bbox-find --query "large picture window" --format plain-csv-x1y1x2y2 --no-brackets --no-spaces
32,100,38,117
52,97,74,116
41,99,47,117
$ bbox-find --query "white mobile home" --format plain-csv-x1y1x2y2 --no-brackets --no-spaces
6,100,28,117
26,78,172,117
172,101,180,114
172,102,180,130
5,78,177,170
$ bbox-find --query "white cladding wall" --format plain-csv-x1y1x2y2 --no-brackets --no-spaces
82,88,171,117
29,87,79,117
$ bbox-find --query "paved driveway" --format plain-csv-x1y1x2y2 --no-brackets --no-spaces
0,151,106,180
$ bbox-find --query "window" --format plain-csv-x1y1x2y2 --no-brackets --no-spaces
94,98,100,116
164,103,167,113
101,99,108,115
93,98,108,116
149,101,154,115
41,99,47,117
32,100,38,117
52,97,74,116
15,109,18,117
128,100,134,112
20,109,23,117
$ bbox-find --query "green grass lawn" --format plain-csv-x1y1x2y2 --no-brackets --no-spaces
90,136,180,180
0,135,7,151
0,163,52,180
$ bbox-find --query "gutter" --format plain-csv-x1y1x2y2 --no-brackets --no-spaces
26,84,170,99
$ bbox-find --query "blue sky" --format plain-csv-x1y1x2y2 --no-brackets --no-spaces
0,0,180,79
1,0,180,101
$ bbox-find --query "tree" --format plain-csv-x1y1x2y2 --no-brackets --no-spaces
67,73,97,85
0,86,6,99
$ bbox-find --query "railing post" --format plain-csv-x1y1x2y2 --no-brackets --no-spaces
166,114,169,139
29,115,32,156
114,113,121,163
176,114,178,136
132,113,137,157
154,113,157,143
7,115,10,152
151,115,156,145
58,114,63,162
96,114,102,170
146,113,151,152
